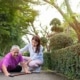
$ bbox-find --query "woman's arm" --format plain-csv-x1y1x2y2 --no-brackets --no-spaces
20,62,31,73
22,56,32,65
2,64,10,76
20,44,29,54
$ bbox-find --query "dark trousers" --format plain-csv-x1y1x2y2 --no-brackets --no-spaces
9,65,22,72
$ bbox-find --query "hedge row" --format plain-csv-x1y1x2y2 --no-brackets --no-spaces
51,43,80,80
42,52,52,70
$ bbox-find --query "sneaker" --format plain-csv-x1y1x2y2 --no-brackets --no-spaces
32,67,41,73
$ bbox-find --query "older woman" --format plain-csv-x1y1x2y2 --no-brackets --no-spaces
0,45,31,77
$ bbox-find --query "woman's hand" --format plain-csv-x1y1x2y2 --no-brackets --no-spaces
5,73,10,77
24,70,31,74
20,62,31,74
2,64,11,77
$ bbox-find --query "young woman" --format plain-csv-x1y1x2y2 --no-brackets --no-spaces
0,45,31,77
20,35,43,72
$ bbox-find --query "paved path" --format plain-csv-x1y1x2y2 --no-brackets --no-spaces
0,57,68,80
0,71,68,80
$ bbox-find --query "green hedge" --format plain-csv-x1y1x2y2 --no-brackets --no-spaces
22,52,30,56
50,33,73,51
42,52,52,70
51,43,80,80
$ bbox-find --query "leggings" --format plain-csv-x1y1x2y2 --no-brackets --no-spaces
28,60,43,68
8,65,22,72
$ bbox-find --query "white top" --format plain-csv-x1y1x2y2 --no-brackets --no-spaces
20,43,43,63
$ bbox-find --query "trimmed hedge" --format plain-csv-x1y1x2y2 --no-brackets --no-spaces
51,43,80,80
50,33,73,51
42,52,52,70
43,43,80,79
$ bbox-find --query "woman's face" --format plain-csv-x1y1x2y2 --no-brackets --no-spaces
11,48,19,58
32,40,38,47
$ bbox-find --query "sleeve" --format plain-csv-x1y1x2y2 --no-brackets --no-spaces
20,44,29,54
2,57,10,68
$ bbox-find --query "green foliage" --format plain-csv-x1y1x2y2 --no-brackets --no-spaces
22,52,30,56
51,26,63,32
50,18,61,26
50,18,63,32
40,37,48,47
42,52,52,70
50,33,73,51
44,0,80,42
51,43,80,80
0,0,38,55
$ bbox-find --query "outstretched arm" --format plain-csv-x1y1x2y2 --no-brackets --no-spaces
20,62,31,73
2,64,10,76
20,44,29,54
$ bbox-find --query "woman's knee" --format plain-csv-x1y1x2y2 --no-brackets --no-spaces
28,62,38,67
28,60,43,67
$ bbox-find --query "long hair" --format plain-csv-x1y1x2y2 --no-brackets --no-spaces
32,35,40,53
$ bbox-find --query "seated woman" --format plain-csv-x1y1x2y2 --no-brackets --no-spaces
0,45,31,77
20,35,44,72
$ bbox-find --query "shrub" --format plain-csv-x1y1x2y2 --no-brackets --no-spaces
50,33,73,51
51,43,80,80
40,37,47,47
51,26,63,32
42,52,52,70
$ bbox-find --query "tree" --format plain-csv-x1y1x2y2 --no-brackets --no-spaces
50,18,63,32
43,0,80,42
0,0,38,55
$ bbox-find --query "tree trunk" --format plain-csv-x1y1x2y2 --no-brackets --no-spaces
69,20,80,42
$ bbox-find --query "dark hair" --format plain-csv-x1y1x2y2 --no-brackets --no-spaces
32,35,40,53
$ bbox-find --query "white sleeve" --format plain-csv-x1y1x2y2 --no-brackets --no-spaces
20,44,29,54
